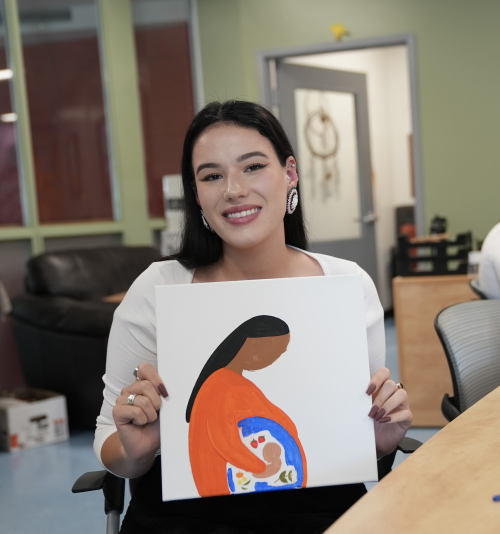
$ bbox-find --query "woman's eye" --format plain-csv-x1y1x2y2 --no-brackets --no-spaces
245,163,267,173
201,173,222,182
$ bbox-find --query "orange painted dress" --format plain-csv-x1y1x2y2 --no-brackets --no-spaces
189,368,307,497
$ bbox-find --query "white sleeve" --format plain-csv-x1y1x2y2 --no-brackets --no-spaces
479,249,500,299
359,267,386,377
93,263,160,469
311,252,386,377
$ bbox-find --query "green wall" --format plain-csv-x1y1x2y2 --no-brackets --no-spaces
197,0,500,241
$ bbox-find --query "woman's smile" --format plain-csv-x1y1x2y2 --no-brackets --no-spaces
223,205,262,224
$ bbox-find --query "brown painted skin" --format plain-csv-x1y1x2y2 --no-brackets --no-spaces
253,442,282,479
225,334,290,374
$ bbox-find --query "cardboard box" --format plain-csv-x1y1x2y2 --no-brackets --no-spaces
0,388,69,452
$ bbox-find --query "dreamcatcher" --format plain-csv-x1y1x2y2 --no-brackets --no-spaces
303,92,341,199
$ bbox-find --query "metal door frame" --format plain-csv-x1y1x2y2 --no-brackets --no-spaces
257,34,425,236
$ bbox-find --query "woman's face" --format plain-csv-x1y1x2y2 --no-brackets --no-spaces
226,334,291,373
192,124,298,251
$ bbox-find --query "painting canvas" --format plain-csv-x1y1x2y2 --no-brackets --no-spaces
156,274,378,502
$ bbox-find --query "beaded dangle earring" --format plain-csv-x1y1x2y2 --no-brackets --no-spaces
286,188,299,214
200,210,214,232
286,162,299,215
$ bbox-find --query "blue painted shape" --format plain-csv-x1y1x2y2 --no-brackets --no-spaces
254,481,295,492
237,416,303,490
227,467,235,492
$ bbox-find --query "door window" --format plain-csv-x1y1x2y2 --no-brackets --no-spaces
294,88,361,242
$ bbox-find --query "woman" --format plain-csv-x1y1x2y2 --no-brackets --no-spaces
187,315,307,497
478,222,500,299
95,100,412,534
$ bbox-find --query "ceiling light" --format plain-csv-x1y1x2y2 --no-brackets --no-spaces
0,69,13,81
1,113,17,123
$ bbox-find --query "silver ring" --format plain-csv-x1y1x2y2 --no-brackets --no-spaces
133,367,140,381
127,393,137,406
396,383,404,390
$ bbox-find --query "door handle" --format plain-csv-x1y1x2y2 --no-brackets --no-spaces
354,211,378,224
362,211,378,224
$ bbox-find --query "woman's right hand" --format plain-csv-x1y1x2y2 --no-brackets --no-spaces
103,363,168,477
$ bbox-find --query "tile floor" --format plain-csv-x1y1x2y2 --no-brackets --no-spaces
0,318,440,533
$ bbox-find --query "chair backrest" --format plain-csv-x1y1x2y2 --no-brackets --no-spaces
435,300,500,413
25,246,161,300
469,278,488,300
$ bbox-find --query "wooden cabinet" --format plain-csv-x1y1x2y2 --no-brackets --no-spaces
392,275,477,426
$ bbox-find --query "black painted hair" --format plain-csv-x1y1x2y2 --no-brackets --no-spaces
185,315,289,422
166,100,307,269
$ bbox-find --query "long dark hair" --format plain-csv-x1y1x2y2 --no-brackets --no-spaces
168,100,307,269
186,315,289,422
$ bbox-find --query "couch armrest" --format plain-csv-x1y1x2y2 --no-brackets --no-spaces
11,294,118,336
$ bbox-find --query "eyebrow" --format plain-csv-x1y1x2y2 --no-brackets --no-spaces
196,162,220,175
195,151,270,175
237,151,269,162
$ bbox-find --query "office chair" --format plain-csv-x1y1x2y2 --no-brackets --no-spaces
72,437,422,534
435,300,500,422
469,278,488,300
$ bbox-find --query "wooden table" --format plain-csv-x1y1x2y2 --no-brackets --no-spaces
392,275,477,426
102,291,127,303
325,386,500,534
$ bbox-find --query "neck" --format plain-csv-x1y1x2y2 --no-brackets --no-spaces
225,361,244,375
218,230,293,282
192,226,322,284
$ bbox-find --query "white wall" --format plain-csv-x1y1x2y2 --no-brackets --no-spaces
287,46,414,310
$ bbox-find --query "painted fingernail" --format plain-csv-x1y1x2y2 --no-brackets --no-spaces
366,384,376,396
368,405,379,418
158,383,169,398
379,416,391,423
375,408,386,421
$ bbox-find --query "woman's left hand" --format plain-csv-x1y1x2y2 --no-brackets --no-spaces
366,367,413,458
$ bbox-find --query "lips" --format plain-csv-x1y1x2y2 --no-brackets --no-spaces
225,207,261,219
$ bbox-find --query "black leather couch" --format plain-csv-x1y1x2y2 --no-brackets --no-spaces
10,246,161,428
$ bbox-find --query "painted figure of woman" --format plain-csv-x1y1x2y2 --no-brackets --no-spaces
186,315,307,497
